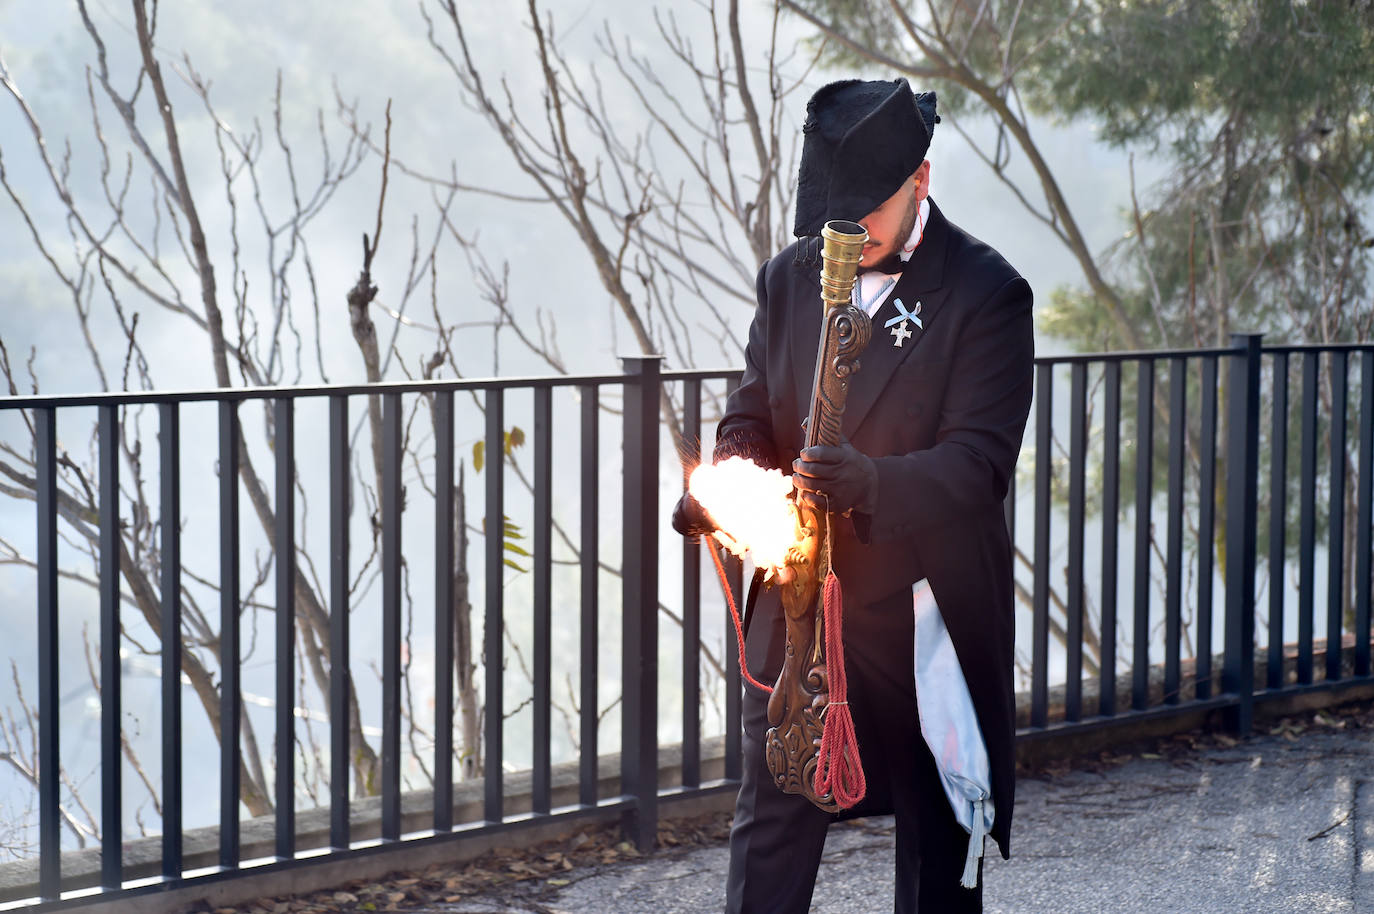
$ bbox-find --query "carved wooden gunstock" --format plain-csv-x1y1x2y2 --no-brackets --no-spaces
764,220,870,811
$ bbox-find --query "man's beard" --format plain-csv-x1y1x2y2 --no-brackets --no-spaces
859,195,919,274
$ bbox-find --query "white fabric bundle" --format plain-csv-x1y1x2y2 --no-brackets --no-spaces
912,578,994,889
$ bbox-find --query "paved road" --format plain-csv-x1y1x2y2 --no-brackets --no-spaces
415,717,1374,913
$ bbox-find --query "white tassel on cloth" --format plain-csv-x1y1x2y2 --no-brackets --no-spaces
960,796,987,889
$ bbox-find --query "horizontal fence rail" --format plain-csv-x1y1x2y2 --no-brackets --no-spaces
0,338,1371,909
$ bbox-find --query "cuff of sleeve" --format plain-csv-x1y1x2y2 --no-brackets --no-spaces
713,429,778,470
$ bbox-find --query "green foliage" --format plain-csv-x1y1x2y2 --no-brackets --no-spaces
472,426,529,573
500,516,530,573
471,425,526,474
792,0,1374,349
474,514,531,573
1031,0,1374,347
798,0,1080,116
1037,2,1374,152
1042,284,1155,351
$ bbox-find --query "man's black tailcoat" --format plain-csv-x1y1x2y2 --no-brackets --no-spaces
715,199,1033,858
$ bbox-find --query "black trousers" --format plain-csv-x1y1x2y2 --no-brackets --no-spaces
725,585,982,914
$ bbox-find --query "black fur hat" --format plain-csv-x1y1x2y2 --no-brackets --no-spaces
792,78,937,238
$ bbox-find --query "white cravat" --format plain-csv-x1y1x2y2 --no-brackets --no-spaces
856,197,930,317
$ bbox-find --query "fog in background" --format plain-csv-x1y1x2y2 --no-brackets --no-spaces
0,0,1165,850
0,0,1153,389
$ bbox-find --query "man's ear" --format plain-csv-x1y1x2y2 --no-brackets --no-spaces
913,160,932,203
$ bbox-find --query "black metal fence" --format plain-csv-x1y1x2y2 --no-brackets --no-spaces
1,337,1371,909
1016,335,1373,740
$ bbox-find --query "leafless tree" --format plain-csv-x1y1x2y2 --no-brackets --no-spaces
0,0,498,834
331,0,820,738
355,0,816,453
0,0,822,849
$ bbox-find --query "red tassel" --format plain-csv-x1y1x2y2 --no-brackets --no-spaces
813,570,866,808
709,548,864,807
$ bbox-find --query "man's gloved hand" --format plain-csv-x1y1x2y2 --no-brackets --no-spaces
792,443,878,517
671,491,717,537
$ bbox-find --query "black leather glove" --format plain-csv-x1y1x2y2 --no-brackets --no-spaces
671,491,717,537
792,443,878,517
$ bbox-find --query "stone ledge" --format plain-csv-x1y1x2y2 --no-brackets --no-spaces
0,737,728,906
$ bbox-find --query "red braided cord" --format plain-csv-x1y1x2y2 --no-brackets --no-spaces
707,541,773,694
813,570,866,808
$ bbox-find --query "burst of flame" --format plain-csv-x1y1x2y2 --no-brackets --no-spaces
688,456,799,577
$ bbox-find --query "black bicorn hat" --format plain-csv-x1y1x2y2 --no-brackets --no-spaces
792,78,938,238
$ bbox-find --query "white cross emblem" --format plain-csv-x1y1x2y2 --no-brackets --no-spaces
883,298,922,347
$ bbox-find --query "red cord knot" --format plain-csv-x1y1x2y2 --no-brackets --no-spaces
813,570,866,808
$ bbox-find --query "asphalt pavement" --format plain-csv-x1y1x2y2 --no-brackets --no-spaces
411,710,1374,913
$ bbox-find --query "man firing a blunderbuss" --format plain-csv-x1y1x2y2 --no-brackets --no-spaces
673,78,1034,913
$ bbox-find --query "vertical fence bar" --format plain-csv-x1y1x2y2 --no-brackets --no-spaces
579,385,599,807
1222,333,1262,735
532,387,553,815
1356,351,1373,678
724,375,743,780
1196,357,1219,700
1297,352,1318,684
1100,363,1121,717
1326,352,1348,682
159,404,182,879
621,356,661,849
1164,358,1187,704
328,396,351,850
274,398,295,859
1133,360,1155,711
434,391,455,832
484,388,505,823
219,401,240,869
99,405,122,888
36,407,60,900
1065,364,1086,722
1266,354,1289,690
1031,363,1051,728
681,379,702,788
381,393,402,841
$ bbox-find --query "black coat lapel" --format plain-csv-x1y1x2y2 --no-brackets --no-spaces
789,268,824,449
840,200,951,438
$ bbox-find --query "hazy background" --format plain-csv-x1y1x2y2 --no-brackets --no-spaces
0,0,1153,388
0,0,1170,856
